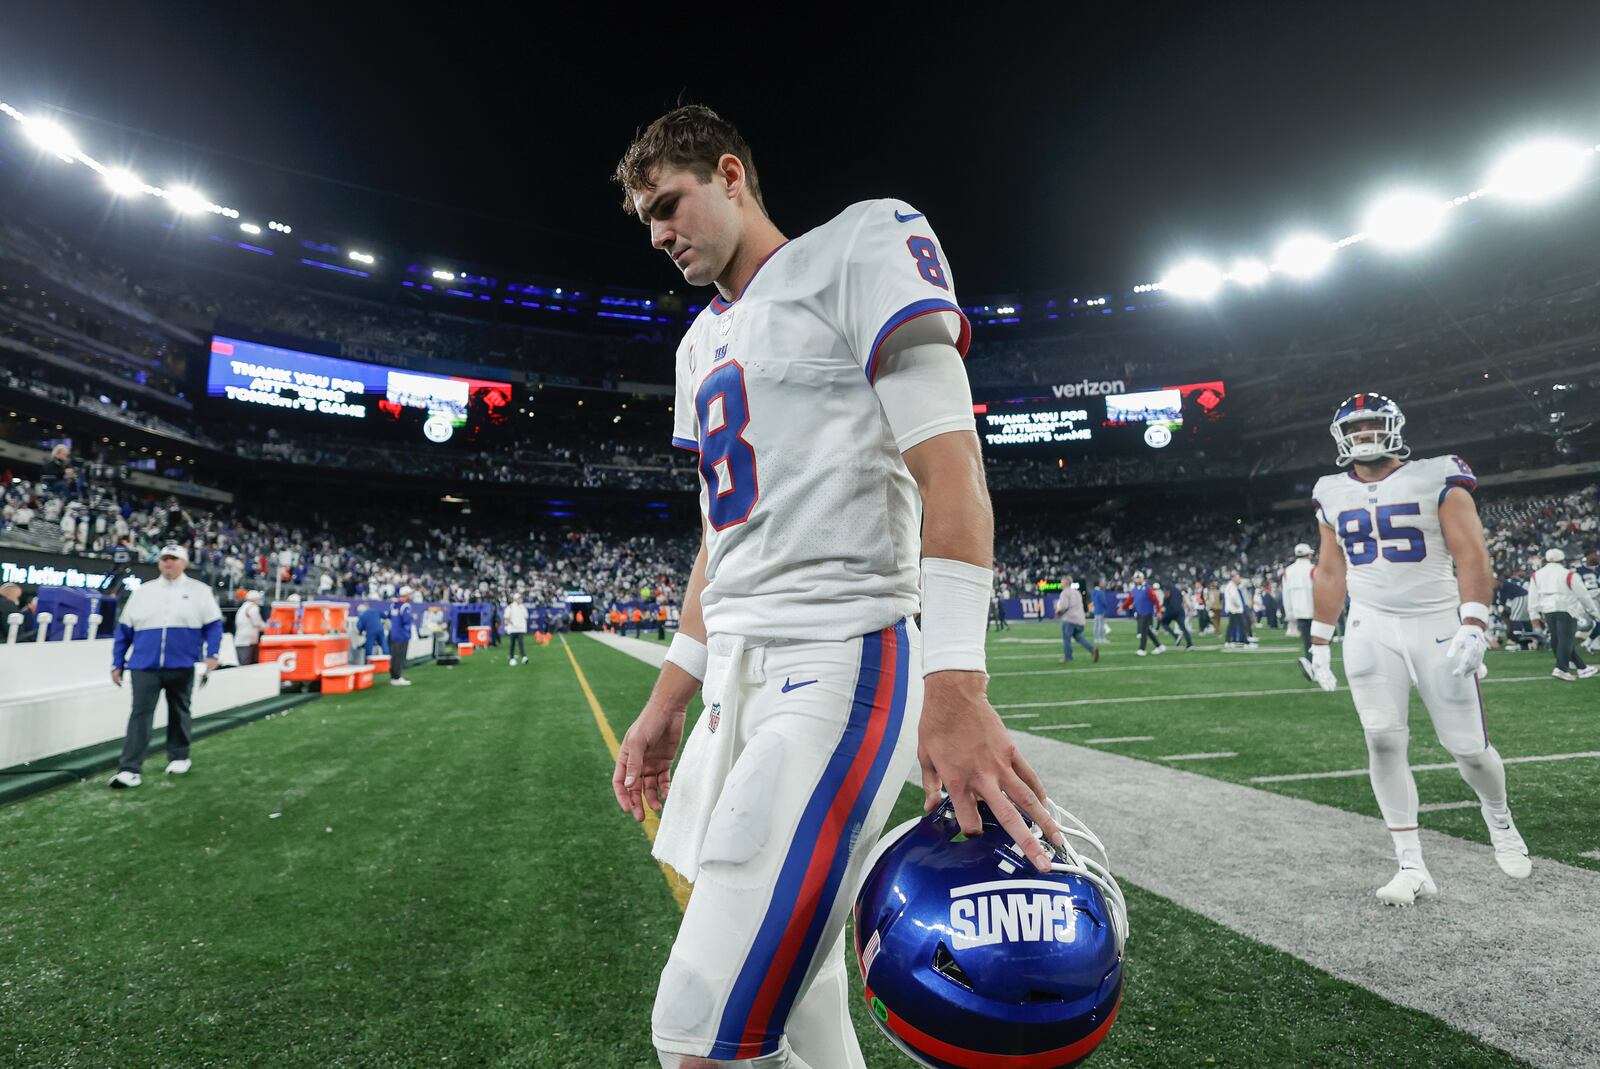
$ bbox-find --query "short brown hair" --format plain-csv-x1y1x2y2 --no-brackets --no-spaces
614,104,764,214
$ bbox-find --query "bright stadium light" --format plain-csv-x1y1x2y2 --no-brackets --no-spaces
239,222,261,235
1273,234,1335,278
1362,190,1450,250
431,269,455,281
165,186,210,215
1159,259,1222,300
1228,258,1270,286
102,168,145,196
1486,139,1590,201
22,116,80,161
349,250,375,265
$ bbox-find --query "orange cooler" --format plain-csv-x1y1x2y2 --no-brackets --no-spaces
300,602,349,634
260,634,351,682
469,625,490,647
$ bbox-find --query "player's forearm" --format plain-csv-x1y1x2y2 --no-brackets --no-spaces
914,442,993,569
1310,570,1346,634
647,540,709,713
676,540,710,645
1453,551,1494,625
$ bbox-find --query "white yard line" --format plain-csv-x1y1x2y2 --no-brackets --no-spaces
1581,851,1600,862
995,674,1551,710
1160,751,1239,761
1013,733,1600,1069
1083,735,1155,744
1417,800,1481,813
991,658,1302,677
1031,723,1092,731
999,712,1041,720
1251,751,1600,784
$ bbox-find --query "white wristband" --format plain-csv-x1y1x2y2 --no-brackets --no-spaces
1458,602,1490,627
665,633,708,682
1310,621,1337,642
920,557,992,675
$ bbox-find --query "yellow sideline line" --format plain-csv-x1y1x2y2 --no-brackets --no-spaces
560,636,692,912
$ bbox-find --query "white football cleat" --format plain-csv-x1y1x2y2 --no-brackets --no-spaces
1375,864,1437,907
108,770,141,789
165,759,191,775
1578,666,1599,679
1153,645,1167,655
1482,806,1532,878
1135,649,1148,657
1552,668,1577,682
390,678,413,687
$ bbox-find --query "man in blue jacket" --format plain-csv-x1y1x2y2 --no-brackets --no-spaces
109,544,223,788
356,602,388,665
1126,571,1166,657
388,588,415,687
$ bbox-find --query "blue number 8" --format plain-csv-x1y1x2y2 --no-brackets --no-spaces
906,236,949,290
1338,509,1378,565
695,361,760,530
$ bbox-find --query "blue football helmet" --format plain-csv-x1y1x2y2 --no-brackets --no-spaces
1330,392,1409,467
853,797,1128,1069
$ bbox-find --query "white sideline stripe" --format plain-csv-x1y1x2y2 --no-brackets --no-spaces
991,659,1302,677
1032,723,1092,731
1160,751,1238,761
999,713,1041,720
994,674,1551,710
1083,735,1155,744
1582,850,1600,862
1011,733,1600,1069
583,630,668,667
1418,800,1480,813
1251,751,1600,784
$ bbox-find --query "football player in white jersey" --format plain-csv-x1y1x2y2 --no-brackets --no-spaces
608,106,1069,1069
1309,393,1530,907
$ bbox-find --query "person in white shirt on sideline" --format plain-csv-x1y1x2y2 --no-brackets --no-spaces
1529,548,1600,681
505,598,529,665
108,544,223,788
1054,577,1098,664
1222,572,1247,647
1282,542,1318,676
234,590,265,666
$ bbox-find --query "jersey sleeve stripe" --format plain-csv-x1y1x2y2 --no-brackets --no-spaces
865,298,972,382
1438,476,1475,506
671,436,701,453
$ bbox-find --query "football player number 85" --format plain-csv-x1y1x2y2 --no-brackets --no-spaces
1337,503,1427,565
696,361,759,529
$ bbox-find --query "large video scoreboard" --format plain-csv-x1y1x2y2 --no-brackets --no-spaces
206,336,513,446
975,378,1226,454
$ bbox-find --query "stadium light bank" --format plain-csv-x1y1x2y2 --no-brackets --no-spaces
4,97,1598,311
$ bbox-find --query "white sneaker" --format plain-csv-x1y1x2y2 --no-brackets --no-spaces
390,678,413,687
1136,649,1148,657
1482,806,1532,878
1153,645,1167,655
509,659,517,667
1552,668,1577,681
108,770,141,789
521,656,529,664
166,759,191,775
1375,864,1437,906
1578,666,1599,679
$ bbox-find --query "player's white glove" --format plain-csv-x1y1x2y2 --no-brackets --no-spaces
1444,623,1488,678
1309,644,1338,692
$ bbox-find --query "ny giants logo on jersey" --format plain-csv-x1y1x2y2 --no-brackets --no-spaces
948,885,1082,950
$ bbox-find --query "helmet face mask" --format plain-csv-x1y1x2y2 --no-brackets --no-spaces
853,797,1128,1068
1330,393,1409,467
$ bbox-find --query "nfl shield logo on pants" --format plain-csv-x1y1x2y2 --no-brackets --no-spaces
707,702,721,733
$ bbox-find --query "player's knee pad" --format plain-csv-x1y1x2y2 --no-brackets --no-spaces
652,957,718,1045
699,732,786,874
1363,726,1409,762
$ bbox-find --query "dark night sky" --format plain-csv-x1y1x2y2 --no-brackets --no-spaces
2,3,1598,297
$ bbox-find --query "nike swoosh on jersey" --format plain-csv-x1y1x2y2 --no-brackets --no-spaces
781,677,819,692
893,210,924,223
1434,637,1452,644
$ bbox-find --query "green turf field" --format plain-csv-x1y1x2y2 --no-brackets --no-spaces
4,621,1585,1066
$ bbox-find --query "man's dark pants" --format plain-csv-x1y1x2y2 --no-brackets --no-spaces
1297,618,1313,656
1547,612,1586,672
118,668,196,773
237,643,259,666
508,632,527,659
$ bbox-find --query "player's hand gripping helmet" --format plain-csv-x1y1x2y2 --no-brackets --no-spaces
853,797,1128,1068
1330,392,1410,467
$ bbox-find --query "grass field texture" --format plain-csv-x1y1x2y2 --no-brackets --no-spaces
3,619,1584,1066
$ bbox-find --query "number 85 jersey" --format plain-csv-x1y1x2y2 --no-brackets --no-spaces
671,199,973,642
1312,456,1478,616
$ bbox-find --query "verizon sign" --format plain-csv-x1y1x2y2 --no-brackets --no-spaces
1051,379,1126,399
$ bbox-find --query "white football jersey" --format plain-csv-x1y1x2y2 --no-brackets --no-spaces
671,199,972,641
1312,455,1478,616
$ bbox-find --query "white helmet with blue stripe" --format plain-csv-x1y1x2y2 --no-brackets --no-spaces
1330,392,1409,467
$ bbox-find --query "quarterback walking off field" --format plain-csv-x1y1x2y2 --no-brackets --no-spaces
1309,392,1531,908
606,106,1127,1069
